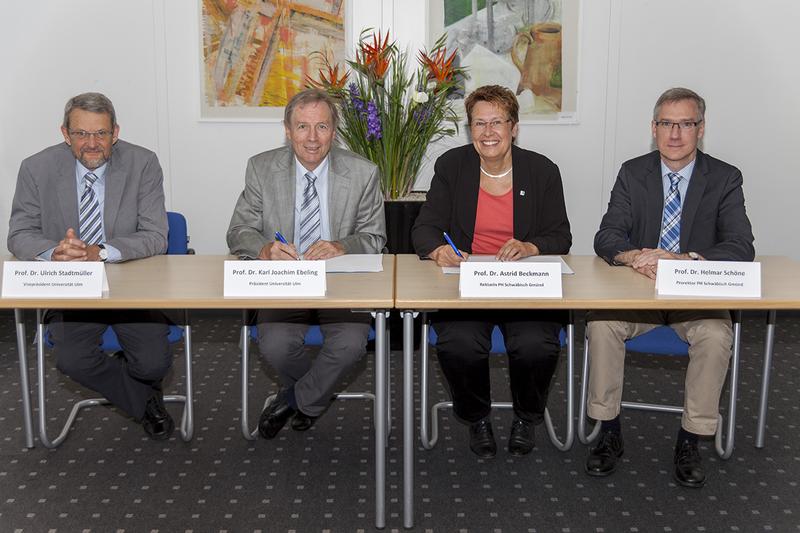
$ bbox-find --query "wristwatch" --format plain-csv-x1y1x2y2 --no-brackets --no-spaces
98,244,108,262
687,251,700,260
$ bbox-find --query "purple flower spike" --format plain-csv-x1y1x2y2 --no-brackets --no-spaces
366,100,382,140
349,83,366,115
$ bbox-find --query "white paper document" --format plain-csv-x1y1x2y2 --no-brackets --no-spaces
326,254,383,273
442,255,573,275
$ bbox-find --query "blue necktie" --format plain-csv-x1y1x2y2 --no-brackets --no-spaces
79,172,103,245
659,172,682,252
298,172,321,254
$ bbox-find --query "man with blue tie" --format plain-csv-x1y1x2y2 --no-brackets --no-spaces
227,89,386,439
7,92,174,440
585,88,755,487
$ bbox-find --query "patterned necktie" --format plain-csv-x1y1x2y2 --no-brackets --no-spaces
298,172,321,254
79,172,103,245
659,172,682,252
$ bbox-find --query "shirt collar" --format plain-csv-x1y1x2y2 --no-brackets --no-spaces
76,160,108,182
660,159,696,182
295,155,330,181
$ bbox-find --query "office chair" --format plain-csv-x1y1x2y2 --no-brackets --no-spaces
419,313,575,451
35,211,195,448
239,315,391,442
577,316,742,459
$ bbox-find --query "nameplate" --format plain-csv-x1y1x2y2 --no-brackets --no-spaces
459,262,562,298
656,260,761,297
223,260,326,297
2,261,106,298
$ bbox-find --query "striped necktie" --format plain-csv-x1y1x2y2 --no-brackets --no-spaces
659,172,682,252
298,172,321,254
79,172,103,245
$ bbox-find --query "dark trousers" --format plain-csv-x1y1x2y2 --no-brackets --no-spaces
45,310,171,419
432,309,566,424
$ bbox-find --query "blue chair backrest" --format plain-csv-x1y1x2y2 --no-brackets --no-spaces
250,324,376,345
624,325,689,356
167,212,189,255
429,324,567,352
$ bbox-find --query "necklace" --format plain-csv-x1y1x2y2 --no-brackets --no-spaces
480,166,513,179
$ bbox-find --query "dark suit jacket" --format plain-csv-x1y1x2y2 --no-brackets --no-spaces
594,150,755,264
7,141,168,261
412,144,572,257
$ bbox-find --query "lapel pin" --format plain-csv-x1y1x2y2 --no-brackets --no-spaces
520,190,526,196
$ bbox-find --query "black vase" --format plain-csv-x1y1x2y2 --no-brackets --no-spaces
383,199,424,254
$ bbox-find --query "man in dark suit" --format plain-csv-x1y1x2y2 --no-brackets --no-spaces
7,92,174,440
227,88,386,439
585,88,754,487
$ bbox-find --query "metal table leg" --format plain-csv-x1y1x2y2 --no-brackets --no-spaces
756,310,776,449
374,310,387,529
403,310,415,529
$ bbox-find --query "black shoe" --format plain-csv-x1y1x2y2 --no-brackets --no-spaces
469,418,497,458
142,392,175,441
585,430,624,477
673,439,706,488
290,411,316,431
258,393,296,439
508,418,535,456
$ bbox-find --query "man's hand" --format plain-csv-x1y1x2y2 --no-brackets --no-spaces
629,248,682,279
52,228,88,261
258,241,299,260
496,239,539,261
429,244,468,267
303,240,345,260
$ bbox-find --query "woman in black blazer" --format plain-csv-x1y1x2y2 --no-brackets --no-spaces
412,85,571,458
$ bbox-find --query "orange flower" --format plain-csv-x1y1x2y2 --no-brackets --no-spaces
308,61,349,91
418,47,457,86
357,30,392,79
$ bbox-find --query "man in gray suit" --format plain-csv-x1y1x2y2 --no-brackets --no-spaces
7,92,175,440
227,88,386,438
585,88,754,487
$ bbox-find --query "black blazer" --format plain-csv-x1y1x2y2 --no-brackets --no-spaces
594,150,755,264
412,144,572,257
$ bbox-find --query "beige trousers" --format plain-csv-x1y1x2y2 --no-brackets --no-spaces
585,310,733,435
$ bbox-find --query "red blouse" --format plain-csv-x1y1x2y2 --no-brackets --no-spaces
471,186,514,254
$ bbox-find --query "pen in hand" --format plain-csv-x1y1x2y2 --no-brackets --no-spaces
443,232,464,259
274,231,299,260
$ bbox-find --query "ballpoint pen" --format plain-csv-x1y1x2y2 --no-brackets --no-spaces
274,231,289,245
443,232,464,258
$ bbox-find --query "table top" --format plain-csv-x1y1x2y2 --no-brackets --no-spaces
394,254,800,310
0,255,395,310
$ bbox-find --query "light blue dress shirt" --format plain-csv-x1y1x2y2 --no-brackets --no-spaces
293,156,331,250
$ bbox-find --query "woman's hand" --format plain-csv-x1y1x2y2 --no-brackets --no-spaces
429,244,469,267
496,239,539,261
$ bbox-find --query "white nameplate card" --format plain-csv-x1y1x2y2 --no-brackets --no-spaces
2,261,106,298
459,262,562,298
656,260,761,297
224,260,326,297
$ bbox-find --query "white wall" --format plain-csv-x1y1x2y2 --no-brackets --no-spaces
1,0,798,257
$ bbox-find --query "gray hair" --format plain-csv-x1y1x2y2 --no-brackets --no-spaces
284,88,339,129
652,87,706,121
62,92,117,130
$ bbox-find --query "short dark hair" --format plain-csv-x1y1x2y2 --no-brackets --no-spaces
62,92,117,130
653,87,706,121
464,85,519,125
284,88,339,129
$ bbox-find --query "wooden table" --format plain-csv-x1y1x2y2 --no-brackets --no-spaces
394,254,800,528
1,254,394,529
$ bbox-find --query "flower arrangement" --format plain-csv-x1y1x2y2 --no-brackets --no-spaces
308,30,466,200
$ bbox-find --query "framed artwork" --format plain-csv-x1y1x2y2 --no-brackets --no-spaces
428,0,580,123
199,0,347,121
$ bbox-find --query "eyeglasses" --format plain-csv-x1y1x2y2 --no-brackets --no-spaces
69,130,113,141
654,120,703,131
471,119,512,131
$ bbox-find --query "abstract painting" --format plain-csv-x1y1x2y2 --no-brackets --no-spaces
200,0,346,120
428,0,579,123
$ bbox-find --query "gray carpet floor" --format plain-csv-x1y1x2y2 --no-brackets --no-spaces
0,310,798,532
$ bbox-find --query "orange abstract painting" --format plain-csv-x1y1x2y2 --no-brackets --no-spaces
201,0,345,115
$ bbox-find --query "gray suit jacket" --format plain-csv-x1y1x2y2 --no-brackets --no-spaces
7,140,168,261
594,150,755,264
227,145,386,258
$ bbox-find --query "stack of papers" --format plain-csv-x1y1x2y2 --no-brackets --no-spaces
442,255,574,275
326,254,383,273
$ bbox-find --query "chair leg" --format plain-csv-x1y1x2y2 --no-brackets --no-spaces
756,310,776,449
240,317,259,440
578,334,601,444
176,314,194,442
543,322,575,451
15,309,35,449
715,315,741,459
419,315,439,449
